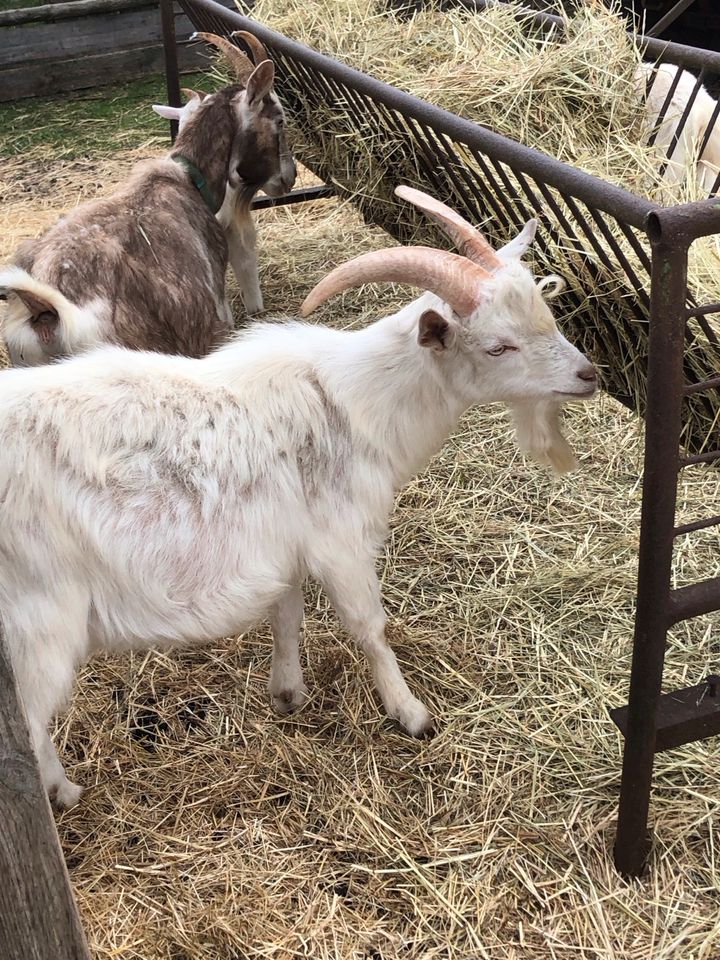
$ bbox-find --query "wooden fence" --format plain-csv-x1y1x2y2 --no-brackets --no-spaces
0,623,91,960
0,0,235,103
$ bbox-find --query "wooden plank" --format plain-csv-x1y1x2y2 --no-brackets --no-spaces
0,7,206,65
0,622,91,960
2,9,170,67
0,41,206,101
1,7,213,66
0,0,235,27
0,0,153,28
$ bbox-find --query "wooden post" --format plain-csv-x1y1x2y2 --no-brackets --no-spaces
0,624,91,960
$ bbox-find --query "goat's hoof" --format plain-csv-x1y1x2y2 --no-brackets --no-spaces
396,698,434,739
48,778,84,811
271,682,309,715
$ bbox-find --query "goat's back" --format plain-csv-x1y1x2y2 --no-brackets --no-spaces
0,340,360,647
11,160,232,358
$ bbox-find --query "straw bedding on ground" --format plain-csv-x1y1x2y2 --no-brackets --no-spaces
234,0,720,458
1,139,719,958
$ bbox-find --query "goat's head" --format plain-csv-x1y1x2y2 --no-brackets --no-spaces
152,33,296,198
300,186,597,472
200,31,296,197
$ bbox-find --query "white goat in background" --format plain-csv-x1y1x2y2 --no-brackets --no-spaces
0,187,596,809
637,61,720,194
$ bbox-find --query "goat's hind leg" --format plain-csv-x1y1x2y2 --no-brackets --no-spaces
268,583,308,713
5,588,89,809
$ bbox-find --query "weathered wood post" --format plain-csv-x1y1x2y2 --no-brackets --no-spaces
0,623,91,960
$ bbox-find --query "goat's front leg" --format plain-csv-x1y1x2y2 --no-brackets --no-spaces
268,583,308,713
226,220,263,315
317,555,433,737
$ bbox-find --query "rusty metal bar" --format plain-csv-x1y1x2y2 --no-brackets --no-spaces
160,0,182,143
657,69,706,179
674,515,720,536
611,677,720,753
251,185,334,210
645,0,699,39
613,215,689,878
647,63,685,151
684,374,720,396
687,302,720,318
681,449,720,467
669,577,720,625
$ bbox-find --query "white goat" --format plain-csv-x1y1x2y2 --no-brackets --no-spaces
637,61,720,193
0,187,596,809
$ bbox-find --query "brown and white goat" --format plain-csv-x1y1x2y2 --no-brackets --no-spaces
0,32,296,366
152,47,279,316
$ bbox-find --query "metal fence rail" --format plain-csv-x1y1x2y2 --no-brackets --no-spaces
164,0,720,876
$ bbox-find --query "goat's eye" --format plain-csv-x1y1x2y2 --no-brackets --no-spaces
487,344,515,357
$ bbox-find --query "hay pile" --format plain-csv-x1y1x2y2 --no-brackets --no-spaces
2,136,720,958
231,0,720,457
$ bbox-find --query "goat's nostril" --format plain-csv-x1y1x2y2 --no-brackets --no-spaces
577,366,597,383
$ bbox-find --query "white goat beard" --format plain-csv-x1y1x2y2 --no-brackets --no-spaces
509,400,578,475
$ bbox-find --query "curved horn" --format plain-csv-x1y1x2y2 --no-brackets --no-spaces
192,31,254,81
230,30,270,65
300,247,491,318
394,185,502,271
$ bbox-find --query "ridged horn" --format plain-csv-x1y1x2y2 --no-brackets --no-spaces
394,185,502,271
231,30,270,65
192,32,255,81
300,247,492,318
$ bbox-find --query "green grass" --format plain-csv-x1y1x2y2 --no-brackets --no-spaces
0,0,46,10
0,71,208,160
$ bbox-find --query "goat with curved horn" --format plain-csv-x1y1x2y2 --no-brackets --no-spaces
300,246,492,319
231,30,270,65
191,31,255,82
394,185,502,271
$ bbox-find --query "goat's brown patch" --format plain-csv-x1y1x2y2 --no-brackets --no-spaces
295,371,354,501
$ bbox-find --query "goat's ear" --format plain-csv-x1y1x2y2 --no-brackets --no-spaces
496,219,538,262
537,274,565,301
12,287,57,319
152,104,184,120
245,60,275,106
418,309,456,352
180,87,208,102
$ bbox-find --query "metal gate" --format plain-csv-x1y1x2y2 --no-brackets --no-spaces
161,0,720,875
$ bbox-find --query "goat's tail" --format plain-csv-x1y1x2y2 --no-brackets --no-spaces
0,266,102,364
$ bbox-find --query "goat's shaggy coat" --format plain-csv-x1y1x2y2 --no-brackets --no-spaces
0,35,295,365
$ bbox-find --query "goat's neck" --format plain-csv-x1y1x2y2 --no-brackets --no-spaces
327,301,468,489
170,98,237,209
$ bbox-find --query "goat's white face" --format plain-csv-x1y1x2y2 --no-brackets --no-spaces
428,261,596,406
300,186,596,473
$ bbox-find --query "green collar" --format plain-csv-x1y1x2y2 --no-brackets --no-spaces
171,154,221,214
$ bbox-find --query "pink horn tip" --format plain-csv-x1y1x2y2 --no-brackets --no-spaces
394,185,502,271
